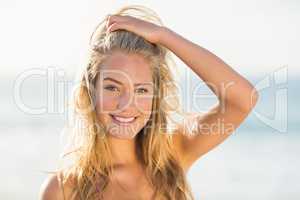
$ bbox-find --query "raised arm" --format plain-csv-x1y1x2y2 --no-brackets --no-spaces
158,27,259,171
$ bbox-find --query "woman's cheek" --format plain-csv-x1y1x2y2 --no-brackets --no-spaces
135,97,153,116
97,95,116,113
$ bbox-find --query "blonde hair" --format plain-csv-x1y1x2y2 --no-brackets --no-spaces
57,5,194,200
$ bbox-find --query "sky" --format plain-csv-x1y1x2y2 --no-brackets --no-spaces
0,0,299,78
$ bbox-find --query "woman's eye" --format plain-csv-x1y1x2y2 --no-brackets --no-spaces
104,86,149,94
136,88,148,94
104,85,119,92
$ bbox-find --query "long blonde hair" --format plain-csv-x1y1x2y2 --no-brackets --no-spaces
58,5,194,200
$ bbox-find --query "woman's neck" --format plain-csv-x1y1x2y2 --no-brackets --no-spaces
107,135,140,167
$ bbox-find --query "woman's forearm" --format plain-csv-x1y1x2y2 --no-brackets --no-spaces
158,27,258,112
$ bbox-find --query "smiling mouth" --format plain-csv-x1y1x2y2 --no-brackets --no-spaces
110,114,137,125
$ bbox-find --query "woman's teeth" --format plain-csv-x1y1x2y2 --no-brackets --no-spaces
111,115,136,123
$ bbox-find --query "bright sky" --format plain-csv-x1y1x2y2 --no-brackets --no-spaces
0,0,299,78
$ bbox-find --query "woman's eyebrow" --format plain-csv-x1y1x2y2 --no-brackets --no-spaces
103,77,153,87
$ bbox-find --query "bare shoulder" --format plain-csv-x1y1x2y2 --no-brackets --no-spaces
39,171,76,200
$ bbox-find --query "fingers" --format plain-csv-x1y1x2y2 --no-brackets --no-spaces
106,14,127,29
107,22,123,32
106,15,133,33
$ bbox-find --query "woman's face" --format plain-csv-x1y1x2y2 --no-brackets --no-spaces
95,51,154,139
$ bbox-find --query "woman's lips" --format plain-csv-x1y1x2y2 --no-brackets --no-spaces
110,114,137,125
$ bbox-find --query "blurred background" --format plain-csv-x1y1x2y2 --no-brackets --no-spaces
0,0,299,199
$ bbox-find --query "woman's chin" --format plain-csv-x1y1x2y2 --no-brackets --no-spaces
108,130,137,140
106,123,139,140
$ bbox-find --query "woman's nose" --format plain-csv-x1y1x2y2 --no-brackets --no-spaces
116,90,135,111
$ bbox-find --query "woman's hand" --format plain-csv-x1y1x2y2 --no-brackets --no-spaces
105,14,165,44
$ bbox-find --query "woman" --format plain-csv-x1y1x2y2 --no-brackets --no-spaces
39,5,258,200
